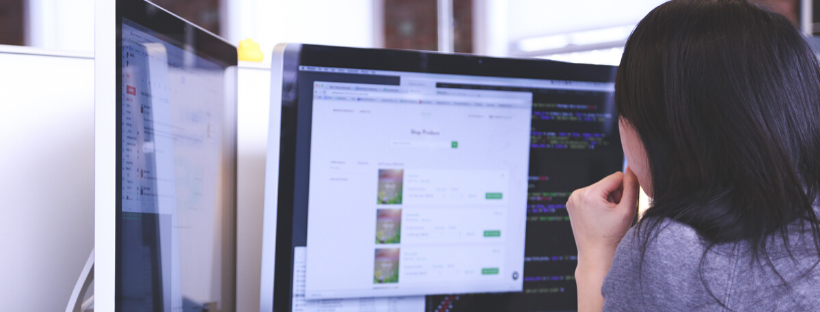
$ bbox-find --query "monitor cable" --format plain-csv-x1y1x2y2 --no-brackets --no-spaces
65,248,94,312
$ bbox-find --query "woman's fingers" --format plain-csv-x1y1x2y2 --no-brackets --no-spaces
588,171,625,204
608,187,623,204
617,166,640,211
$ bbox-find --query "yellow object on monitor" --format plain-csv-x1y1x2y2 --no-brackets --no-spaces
238,38,264,62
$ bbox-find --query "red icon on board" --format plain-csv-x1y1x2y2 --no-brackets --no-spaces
127,85,136,95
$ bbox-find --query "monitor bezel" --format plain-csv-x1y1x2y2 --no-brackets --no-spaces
261,43,617,312
95,1,238,311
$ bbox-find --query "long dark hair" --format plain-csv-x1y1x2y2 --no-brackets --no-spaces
617,0,820,302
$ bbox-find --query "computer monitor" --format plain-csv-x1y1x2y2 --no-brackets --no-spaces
260,44,623,312
94,1,238,311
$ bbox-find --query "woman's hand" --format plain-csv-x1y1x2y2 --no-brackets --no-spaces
567,166,640,312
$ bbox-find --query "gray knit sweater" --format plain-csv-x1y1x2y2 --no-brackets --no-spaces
602,218,820,311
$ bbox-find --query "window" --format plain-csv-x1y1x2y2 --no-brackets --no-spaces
382,0,473,53
0,0,24,46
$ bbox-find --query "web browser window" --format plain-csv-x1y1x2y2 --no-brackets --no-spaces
303,73,534,299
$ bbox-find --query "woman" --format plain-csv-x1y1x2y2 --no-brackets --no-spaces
566,0,820,311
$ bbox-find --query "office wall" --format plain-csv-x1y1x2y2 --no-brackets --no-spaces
25,0,95,53
235,63,274,312
223,0,376,65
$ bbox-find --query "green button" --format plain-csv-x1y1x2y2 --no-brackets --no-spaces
485,192,503,199
451,141,458,148
482,268,499,275
484,230,501,237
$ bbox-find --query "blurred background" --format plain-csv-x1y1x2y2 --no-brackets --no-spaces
0,1,812,312
0,0,805,66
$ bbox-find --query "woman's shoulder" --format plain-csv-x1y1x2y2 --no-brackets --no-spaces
602,218,720,311
603,217,820,311
613,217,708,267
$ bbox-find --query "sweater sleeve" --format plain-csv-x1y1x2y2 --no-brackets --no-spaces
600,224,645,311
601,219,728,312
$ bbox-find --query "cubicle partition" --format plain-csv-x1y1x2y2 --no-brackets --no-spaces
0,45,95,312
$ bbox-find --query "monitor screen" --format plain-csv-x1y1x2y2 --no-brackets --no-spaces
116,2,237,311
270,45,623,312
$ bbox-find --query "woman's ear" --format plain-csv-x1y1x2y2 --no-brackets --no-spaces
619,118,652,197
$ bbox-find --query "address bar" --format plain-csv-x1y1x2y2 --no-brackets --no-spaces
322,87,529,104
